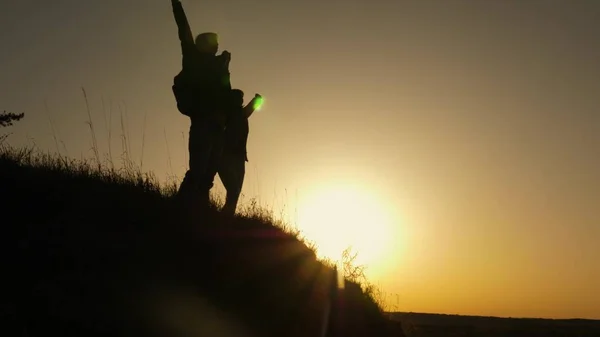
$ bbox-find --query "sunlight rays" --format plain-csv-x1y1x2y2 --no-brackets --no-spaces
296,184,394,268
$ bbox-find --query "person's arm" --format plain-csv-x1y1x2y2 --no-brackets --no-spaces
216,52,232,90
243,94,263,118
171,0,194,54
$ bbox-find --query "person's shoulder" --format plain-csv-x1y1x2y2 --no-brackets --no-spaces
182,45,201,58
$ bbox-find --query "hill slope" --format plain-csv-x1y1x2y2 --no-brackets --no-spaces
1,147,404,337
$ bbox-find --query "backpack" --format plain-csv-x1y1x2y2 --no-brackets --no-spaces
172,70,193,117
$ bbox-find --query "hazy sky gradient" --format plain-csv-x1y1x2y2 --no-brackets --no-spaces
1,0,599,319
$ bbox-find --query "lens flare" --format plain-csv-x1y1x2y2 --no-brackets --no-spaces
253,96,264,111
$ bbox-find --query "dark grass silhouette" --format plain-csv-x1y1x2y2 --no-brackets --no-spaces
1,146,405,337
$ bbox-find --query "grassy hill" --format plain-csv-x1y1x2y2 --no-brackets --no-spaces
1,146,405,337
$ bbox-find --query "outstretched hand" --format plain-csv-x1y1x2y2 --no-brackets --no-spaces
244,94,264,117
252,94,264,111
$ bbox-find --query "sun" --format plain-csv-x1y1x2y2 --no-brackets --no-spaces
296,184,393,268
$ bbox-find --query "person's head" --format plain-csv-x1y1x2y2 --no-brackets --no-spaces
230,89,245,107
195,32,219,55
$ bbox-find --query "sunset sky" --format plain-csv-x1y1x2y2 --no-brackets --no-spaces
1,0,599,319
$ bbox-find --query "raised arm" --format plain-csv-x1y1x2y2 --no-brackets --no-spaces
243,94,263,118
171,0,195,53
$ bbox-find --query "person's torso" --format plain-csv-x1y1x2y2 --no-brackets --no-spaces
223,111,249,159
178,51,232,123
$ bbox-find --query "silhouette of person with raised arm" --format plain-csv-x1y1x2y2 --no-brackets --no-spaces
170,0,232,207
218,89,263,215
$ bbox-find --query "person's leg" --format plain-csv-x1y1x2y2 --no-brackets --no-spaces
176,122,214,206
221,155,245,216
229,158,245,214
203,127,224,201
218,153,235,209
